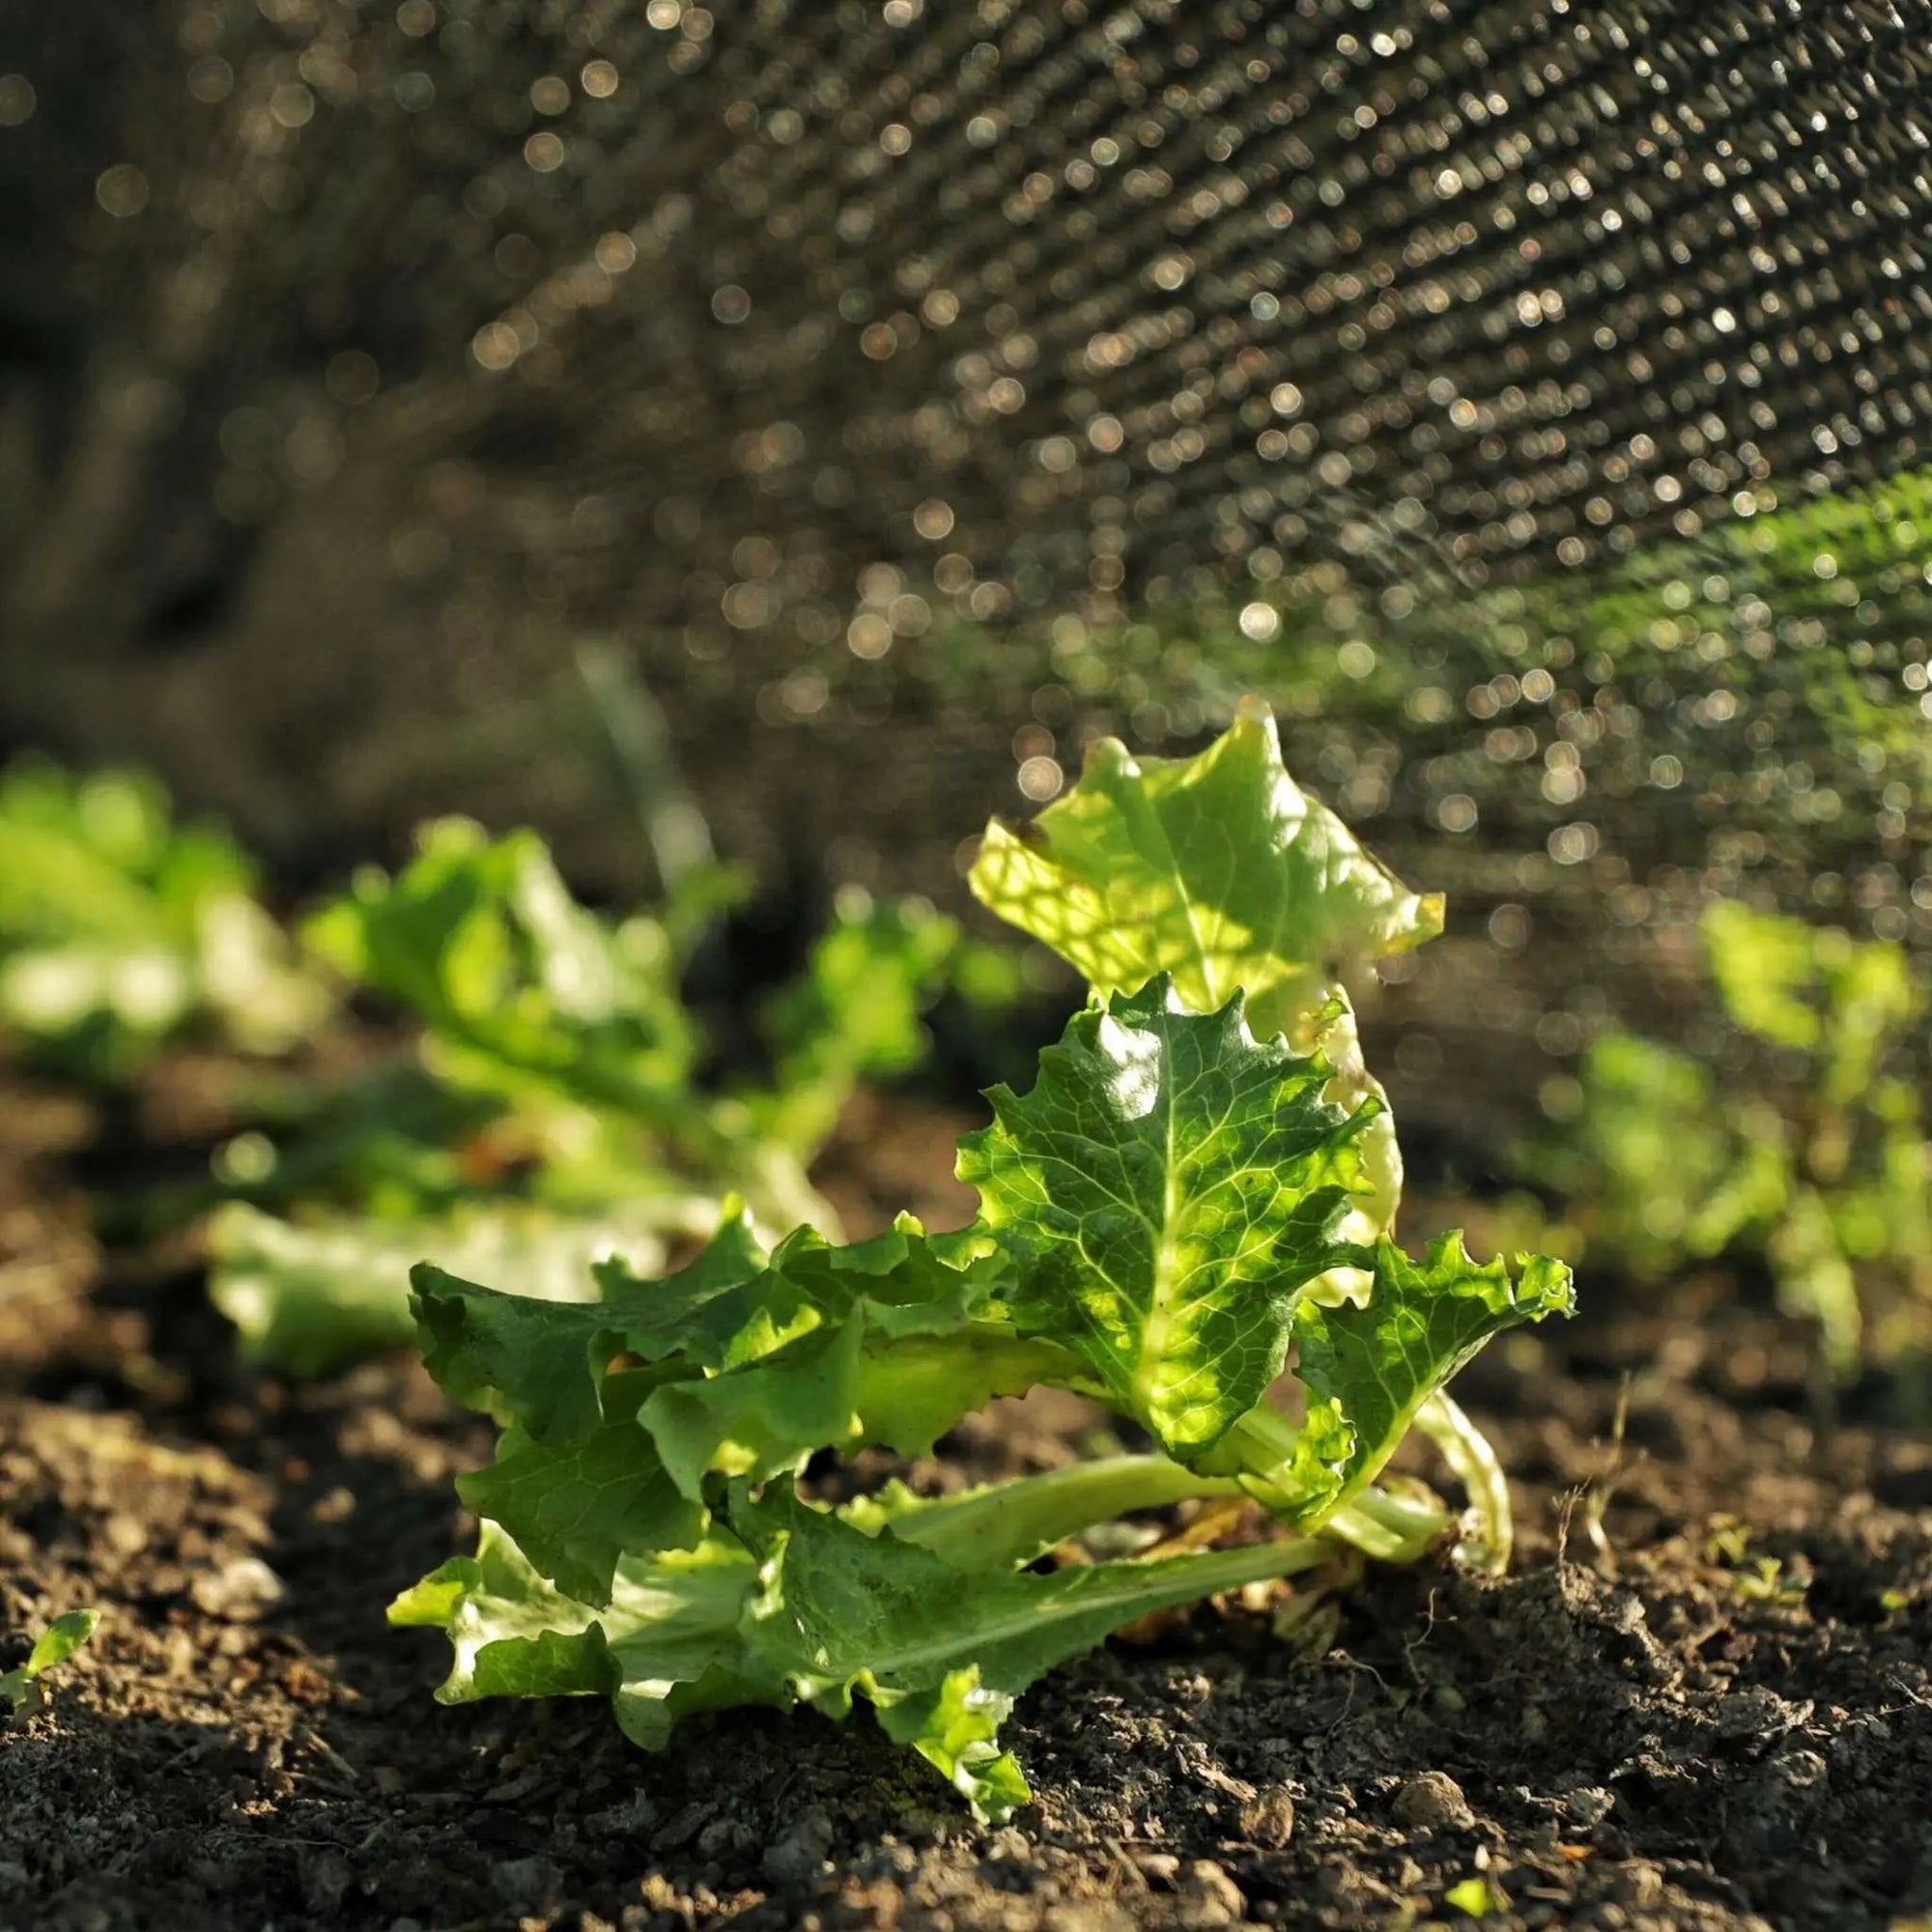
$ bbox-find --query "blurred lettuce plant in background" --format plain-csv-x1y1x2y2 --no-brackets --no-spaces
1545,901,1930,1378
0,761,330,1075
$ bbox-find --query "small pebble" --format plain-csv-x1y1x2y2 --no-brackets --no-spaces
191,1556,285,1621
102,1515,148,1557
1184,1859,1246,1926
1237,1785,1296,1849
1557,1784,1616,1828
491,1856,563,1907
1392,1771,1474,1832
761,1807,834,1888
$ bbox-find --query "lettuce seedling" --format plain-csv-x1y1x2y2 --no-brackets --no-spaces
1,1608,100,1717
1551,900,1929,1373
394,701,1572,1818
215,824,998,1369
749,885,997,1157
302,817,712,1163
0,760,327,1073
209,1194,724,1380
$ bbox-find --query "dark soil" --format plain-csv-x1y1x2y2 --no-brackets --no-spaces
2,1064,1930,1932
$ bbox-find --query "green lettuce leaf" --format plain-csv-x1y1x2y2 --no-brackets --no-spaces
411,1208,776,1441
1276,1235,1576,1522
456,1368,703,1605
210,1196,706,1378
600,1213,1007,1348
414,1210,1070,1592
957,978,1375,1457
966,701,1435,1257
389,1521,780,1749
412,1209,1006,1442
392,1490,1328,1822
639,1321,1075,1500
303,817,698,1125
732,1482,1330,1822
0,760,327,1069
384,707,1577,1819
968,698,1441,1045
869,1667,1035,1823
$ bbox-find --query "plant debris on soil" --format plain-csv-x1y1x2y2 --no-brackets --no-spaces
2,1060,1930,1932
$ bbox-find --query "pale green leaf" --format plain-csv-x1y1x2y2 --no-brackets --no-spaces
1302,990,1405,1258
23,1609,100,1682
211,1197,692,1378
388,1521,780,1751
870,1667,1034,1822
968,698,1441,1043
838,1455,1240,1572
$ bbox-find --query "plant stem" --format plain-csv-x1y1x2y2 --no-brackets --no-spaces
1412,1390,1513,1573
1196,1399,1455,1562
887,1455,1244,1571
1325,1487,1453,1563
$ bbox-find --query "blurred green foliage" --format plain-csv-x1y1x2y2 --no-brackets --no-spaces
298,821,994,1230
220,824,1008,1368
1548,902,1930,1373
0,764,1012,1374
0,760,329,1074
300,817,735,1209
750,884,1017,1157
208,1195,721,1378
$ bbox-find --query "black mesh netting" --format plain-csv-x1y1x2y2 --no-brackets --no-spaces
3,0,1930,1142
